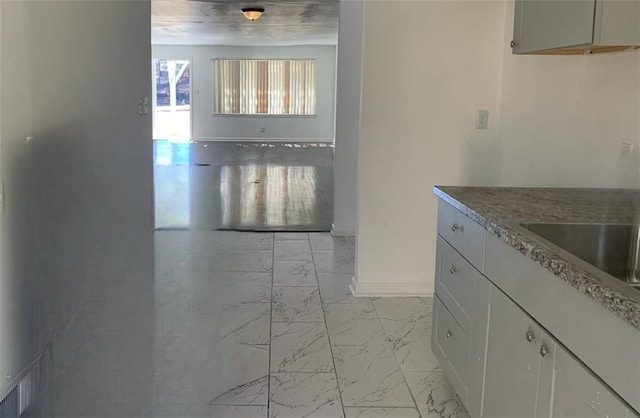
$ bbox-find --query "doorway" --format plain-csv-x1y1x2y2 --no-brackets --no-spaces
152,59,191,142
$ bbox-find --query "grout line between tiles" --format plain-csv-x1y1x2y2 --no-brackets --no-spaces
310,233,347,418
267,232,275,418
372,301,423,417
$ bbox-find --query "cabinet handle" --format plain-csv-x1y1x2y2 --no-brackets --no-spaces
446,330,453,339
540,343,549,357
449,266,457,274
451,224,460,232
510,40,518,48
525,330,535,343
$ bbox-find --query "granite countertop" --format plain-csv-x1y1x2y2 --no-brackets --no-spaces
433,186,640,331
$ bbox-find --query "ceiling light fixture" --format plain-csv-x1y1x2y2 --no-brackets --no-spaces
241,7,265,21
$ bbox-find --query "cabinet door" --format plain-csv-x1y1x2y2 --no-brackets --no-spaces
483,286,542,417
551,345,634,418
513,0,596,53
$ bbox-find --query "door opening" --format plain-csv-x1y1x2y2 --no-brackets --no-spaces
152,59,191,142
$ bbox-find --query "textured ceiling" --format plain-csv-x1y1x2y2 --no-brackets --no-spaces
152,0,339,46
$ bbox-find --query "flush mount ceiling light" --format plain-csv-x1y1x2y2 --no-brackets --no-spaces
241,7,265,21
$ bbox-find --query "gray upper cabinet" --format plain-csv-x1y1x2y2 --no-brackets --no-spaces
512,0,640,55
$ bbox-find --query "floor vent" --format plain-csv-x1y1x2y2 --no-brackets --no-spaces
0,386,18,418
0,346,46,418
18,370,34,416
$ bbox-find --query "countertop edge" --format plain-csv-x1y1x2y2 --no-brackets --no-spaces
433,186,640,331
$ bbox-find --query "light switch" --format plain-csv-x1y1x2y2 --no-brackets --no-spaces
138,97,149,116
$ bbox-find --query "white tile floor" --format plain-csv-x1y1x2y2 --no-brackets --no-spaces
153,231,468,418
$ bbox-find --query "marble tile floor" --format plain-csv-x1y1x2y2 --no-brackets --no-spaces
154,231,468,418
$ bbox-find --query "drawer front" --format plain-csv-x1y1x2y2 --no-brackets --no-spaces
435,236,476,339
432,296,470,406
437,200,485,271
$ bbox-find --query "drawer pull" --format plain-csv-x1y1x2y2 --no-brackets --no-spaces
540,343,549,357
449,266,457,274
451,224,459,232
525,330,535,343
446,330,453,339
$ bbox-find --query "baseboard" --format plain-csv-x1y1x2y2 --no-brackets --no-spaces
331,223,356,236
350,276,434,297
193,137,334,144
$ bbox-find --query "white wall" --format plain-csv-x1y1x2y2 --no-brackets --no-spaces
353,0,640,296
1,0,38,396
1,1,154,413
497,1,640,188
332,0,364,236
152,45,337,142
353,1,506,296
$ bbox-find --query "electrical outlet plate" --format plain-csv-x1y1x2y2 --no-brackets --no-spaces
476,110,489,129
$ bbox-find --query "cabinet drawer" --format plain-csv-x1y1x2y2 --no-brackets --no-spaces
432,296,470,406
435,236,478,340
437,200,485,270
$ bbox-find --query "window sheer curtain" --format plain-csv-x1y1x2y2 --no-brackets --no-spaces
215,59,316,115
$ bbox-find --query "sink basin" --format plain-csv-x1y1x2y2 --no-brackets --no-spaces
520,222,640,286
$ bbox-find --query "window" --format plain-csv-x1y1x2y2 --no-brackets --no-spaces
214,59,316,115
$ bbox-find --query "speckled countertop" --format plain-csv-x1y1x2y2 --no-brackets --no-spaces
433,186,640,331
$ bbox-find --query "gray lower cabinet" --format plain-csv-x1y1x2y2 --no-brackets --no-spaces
433,236,489,418
551,346,631,417
433,199,638,418
483,285,548,417
483,282,635,418
432,296,471,406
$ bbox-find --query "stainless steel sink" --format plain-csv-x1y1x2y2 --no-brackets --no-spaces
520,222,640,286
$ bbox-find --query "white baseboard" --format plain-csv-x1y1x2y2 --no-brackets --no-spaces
193,137,334,143
331,223,356,236
349,277,434,297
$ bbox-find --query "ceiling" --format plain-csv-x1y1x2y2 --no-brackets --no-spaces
152,0,339,46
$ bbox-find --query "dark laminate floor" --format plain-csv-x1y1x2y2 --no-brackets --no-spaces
154,141,334,231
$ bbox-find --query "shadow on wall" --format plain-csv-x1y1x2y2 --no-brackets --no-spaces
462,136,502,186
20,129,155,416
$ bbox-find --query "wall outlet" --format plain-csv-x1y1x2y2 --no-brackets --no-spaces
476,110,489,129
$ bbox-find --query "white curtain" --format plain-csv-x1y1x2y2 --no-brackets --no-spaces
215,59,316,115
